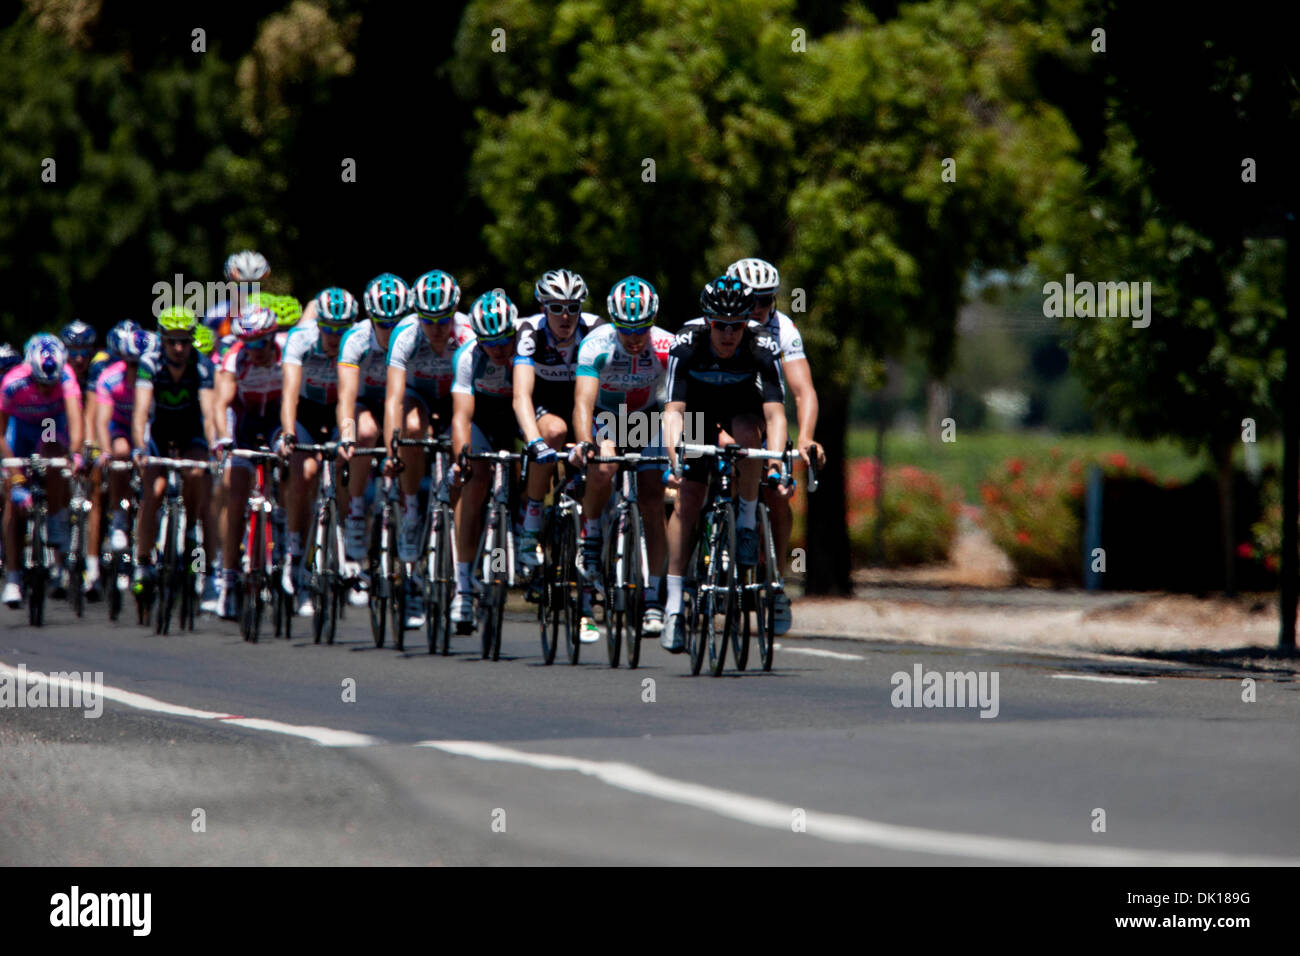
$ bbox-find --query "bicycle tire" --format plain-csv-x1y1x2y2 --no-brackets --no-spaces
275,512,293,642
368,505,387,648
604,520,622,669
157,511,175,635
69,509,85,619
436,503,454,656
29,516,46,628
243,509,263,643
389,502,406,651
756,504,778,672
624,503,645,669
538,506,560,665
310,502,331,644
705,510,736,677
423,502,438,654
479,505,502,660
686,533,708,675
561,509,581,665
108,551,123,621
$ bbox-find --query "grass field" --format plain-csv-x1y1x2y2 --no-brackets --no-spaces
843,429,1282,503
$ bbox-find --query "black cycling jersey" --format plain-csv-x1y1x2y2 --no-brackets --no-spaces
138,350,213,446
665,323,784,412
514,312,602,419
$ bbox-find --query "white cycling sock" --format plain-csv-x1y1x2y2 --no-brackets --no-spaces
665,574,683,616
523,497,544,533
456,562,472,595
737,495,757,531
85,555,99,575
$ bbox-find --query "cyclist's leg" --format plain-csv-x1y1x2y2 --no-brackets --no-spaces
726,411,764,565
520,410,566,570
136,444,167,568
106,432,132,551
3,419,39,600
397,392,429,561
342,404,380,561
452,421,493,621
85,457,104,586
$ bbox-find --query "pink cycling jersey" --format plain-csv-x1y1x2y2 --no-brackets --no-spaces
0,362,81,425
95,359,136,430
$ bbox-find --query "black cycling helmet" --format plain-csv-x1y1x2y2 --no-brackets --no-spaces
700,275,755,318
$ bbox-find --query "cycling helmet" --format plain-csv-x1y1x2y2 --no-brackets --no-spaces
726,257,780,295
606,276,659,330
157,305,198,334
193,324,215,356
59,320,97,349
314,287,359,329
413,270,461,319
269,294,302,329
106,320,142,359
363,273,411,324
232,307,279,341
224,250,270,282
700,275,755,318
0,343,22,374
116,328,152,364
534,268,588,305
469,290,518,340
25,334,67,385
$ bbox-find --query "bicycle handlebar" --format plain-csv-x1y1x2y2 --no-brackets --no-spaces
589,453,671,465
138,456,219,472
1,456,71,470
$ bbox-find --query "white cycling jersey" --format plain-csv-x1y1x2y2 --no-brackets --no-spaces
337,320,393,403
284,322,350,405
575,324,674,413
386,312,475,402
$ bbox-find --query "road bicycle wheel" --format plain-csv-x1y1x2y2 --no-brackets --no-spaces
686,534,709,676
603,523,622,669
480,503,509,661
28,517,46,628
755,504,779,672
69,510,85,619
108,550,123,621
704,510,737,677
368,506,388,648
559,508,581,666
389,502,407,652
242,509,264,643
538,506,561,665
156,511,175,635
435,502,454,655
309,503,331,644
624,504,646,670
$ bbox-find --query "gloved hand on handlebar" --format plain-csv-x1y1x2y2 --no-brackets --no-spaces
527,437,557,465
567,441,590,468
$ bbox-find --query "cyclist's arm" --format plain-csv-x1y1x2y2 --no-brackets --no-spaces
281,362,303,441
199,385,217,447
94,388,111,455
762,400,788,473
132,381,151,451
214,370,237,442
64,386,84,453
0,410,12,461
512,363,541,445
383,364,408,458
573,375,598,446
81,390,97,449
336,363,359,442
781,356,821,463
663,401,686,473
451,392,474,460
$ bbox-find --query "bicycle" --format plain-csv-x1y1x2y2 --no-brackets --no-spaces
672,436,792,677
590,451,669,669
138,455,215,635
536,462,583,666
228,447,288,643
362,460,408,651
102,459,138,624
394,434,457,655
66,468,91,619
2,455,72,627
463,449,521,661
298,441,350,646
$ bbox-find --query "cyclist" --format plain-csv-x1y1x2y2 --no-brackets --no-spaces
660,276,788,653
205,251,270,353
727,257,825,634
337,275,408,578
513,269,602,578
97,327,156,575
0,335,84,608
449,289,520,633
278,289,355,617
382,270,474,628
571,275,674,639
211,306,283,620
81,320,140,597
60,321,98,390
132,307,217,600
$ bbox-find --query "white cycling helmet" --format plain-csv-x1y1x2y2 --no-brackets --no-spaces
534,268,588,304
224,250,270,283
726,257,780,295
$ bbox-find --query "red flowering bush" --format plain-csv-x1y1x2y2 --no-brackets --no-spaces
979,452,1161,583
1247,475,1299,572
790,458,961,566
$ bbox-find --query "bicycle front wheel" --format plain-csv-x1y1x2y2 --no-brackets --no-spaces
368,507,388,648
69,510,85,619
603,527,622,669
560,508,581,666
756,504,779,672
623,503,645,670
28,517,46,628
435,503,454,656
389,503,407,651
704,510,736,678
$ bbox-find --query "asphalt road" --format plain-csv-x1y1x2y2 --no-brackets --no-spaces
3,593,1299,866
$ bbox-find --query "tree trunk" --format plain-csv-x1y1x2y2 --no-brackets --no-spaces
805,380,853,595
1215,443,1236,597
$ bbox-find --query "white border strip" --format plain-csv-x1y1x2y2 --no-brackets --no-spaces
1051,674,1155,685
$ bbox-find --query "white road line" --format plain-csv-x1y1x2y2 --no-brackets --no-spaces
0,661,379,748
773,644,865,661
418,739,1298,866
1051,674,1155,685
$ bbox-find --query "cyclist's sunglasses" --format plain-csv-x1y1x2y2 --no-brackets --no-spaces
372,317,402,329
162,335,192,347
545,302,582,315
753,294,775,307
616,324,652,335
318,322,349,335
479,333,515,349
709,319,747,333
417,311,453,325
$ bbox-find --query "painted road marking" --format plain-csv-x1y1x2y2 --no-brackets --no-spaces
1051,674,1155,685
773,644,865,661
418,739,1297,866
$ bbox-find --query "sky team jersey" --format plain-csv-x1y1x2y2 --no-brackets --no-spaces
515,311,603,413
0,362,80,425
95,359,137,431
666,324,784,410
763,309,805,363
220,340,283,417
575,324,674,413
385,313,475,403
283,323,345,404
338,321,390,402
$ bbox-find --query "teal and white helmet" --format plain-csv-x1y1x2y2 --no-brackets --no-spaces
468,290,518,340
363,273,411,325
313,287,359,329
413,270,461,319
607,276,659,330
726,257,780,295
